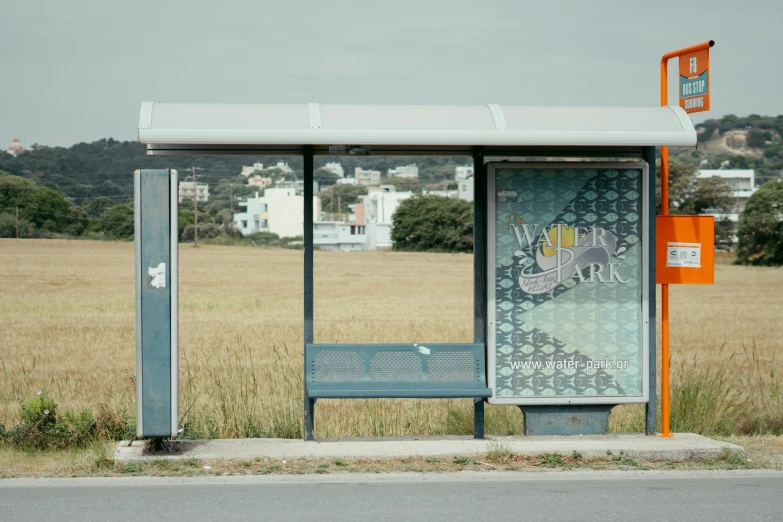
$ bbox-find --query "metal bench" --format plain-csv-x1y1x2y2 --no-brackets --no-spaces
304,343,491,440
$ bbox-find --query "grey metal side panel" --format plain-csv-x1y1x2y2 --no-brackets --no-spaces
169,170,179,438
134,172,143,437
138,169,172,437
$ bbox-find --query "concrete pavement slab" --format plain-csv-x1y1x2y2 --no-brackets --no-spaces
114,433,743,463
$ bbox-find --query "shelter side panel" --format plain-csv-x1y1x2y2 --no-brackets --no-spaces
139,171,172,436
489,164,647,404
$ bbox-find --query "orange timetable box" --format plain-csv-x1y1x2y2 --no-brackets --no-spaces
656,215,714,285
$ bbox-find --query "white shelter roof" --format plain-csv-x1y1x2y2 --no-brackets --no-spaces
138,103,696,152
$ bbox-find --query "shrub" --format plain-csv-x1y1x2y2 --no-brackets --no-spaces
392,195,473,253
180,223,224,242
669,352,745,435
0,391,106,450
95,402,135,441
0,212,35,238
736,180,783,266
746,128,766,148
99,204,134,239
2,391,70,450
247,231,281,244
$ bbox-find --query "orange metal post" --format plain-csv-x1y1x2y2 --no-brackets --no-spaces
659,40,714,438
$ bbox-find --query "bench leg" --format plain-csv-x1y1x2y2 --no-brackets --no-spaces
304,397,316,441
473,398,485,439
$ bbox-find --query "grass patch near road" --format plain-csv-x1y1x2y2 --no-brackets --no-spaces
1,437,781,479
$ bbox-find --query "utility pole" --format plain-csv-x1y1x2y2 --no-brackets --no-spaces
15,207,19,239
192,166,199,247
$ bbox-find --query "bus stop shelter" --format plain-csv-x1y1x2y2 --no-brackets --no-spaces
135,103,696,440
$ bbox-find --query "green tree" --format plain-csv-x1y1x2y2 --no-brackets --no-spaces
700,119,719,139
719,114,739,134
99,204,134,238
0,212,33,238
383,178,422,193
319,184,368,214
680,176,733,215
67,206,90,236
736,180,783,266
656,159,697,214
313,168,339,188
746,128,766,148
81,196,117,217
419,165,459,184
656,159,734,215
391,195,472,253
0,170,76,234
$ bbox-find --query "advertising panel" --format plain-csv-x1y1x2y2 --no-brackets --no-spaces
488,163,649,405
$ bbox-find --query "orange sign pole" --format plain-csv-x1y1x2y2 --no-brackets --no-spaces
659,40,714,438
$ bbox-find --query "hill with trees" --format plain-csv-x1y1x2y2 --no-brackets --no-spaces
2,114,781,258
673,114,783,185
0,139,467,205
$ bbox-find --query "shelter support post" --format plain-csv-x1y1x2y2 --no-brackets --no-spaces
303,145,315,441
644,146,658,435
472,148,487,439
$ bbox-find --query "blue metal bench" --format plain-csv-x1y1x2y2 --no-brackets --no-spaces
304,343,491,439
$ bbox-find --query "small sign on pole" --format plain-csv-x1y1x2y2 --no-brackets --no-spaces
666,242,702,268
679,48,710,113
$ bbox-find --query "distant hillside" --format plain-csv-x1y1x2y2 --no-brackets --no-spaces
0,140,465,204
672,114,783,186
2,113,781,203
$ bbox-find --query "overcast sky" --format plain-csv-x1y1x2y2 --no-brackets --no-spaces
2,0,781,147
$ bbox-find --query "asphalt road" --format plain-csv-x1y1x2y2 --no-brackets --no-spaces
2,471,782,521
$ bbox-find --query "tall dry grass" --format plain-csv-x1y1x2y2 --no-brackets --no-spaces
1,239,781,438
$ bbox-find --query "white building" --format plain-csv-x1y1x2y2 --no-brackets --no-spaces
423,189,459,199
233,188,321,238
178,181,209,203
274,179,318,195
322,162,345,178
313,222,367,252
313,186,413,251
247,175,273,189
458,176,474,202
455,165,474,181
336,177,359,185
6,138,30,157
696,169,757,222
355,167,381,186
240,162,264,177
388,164,419,179
359,186,413,248
267,161,294,175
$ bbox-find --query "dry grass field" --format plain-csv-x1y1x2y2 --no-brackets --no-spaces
1,239,781,439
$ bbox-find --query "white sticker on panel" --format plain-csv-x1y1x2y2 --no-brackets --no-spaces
666,242,701,268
